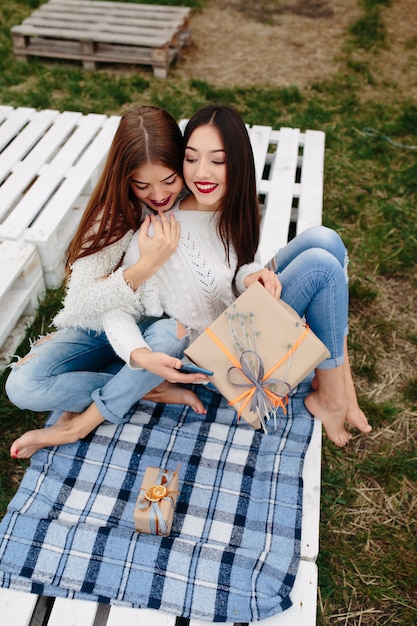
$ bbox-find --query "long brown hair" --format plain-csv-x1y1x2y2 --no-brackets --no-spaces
183,105,260,275
66,106,184,269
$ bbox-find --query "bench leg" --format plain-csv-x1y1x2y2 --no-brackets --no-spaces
153,66,168,78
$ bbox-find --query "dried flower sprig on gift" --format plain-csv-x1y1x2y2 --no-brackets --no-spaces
225,306,292,432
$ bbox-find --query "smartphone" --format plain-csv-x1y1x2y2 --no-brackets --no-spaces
179,364,214,376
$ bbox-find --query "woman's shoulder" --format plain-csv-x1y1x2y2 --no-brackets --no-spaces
72,229,134,272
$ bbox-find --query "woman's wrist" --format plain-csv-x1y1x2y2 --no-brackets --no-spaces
123,259,153,290
130,347,152,367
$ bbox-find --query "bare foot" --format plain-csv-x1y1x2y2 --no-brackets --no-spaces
304,391,352,447
344,379,372,433
11,411,81,459
310,337,372,437
10,404,105,459
341,352,372,434
144,381,206,414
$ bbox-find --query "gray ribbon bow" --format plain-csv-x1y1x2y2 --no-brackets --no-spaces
227,349,292,414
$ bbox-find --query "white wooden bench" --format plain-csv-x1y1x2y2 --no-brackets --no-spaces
0,107,325,625
11,0,191,78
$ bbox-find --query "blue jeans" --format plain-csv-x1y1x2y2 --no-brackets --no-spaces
5,317,188,424
268,225,348,369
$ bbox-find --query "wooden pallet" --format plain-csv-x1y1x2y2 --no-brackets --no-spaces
0,105,121,288
11,0,191,77
0,240,45,360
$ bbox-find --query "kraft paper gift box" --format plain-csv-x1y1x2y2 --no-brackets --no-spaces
134,466,179,536
185,280,330,431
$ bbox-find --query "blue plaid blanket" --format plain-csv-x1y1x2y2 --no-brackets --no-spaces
0,381,314,623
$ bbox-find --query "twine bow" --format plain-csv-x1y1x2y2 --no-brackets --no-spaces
137,468,178,535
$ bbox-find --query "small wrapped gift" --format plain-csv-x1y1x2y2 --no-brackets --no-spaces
185,281,330,432
134,466,179,536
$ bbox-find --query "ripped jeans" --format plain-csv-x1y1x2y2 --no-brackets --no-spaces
269,225,349,369
5,317,188,424
5,226,348,424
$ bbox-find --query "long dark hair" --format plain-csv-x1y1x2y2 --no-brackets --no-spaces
183,104,260,274
67,106,184,269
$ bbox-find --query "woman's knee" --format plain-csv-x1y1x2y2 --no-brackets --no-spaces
144,318,190,355
5,341,52,408
5,367,31,409
311,226,348,270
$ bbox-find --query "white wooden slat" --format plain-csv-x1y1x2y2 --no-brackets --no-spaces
32,195,88,288
0,111,82,222
296,130,326,235
14,110,83,171
0,107,35,152
22,15,181,37
26,114,120,244
300,418,322,561
0,587,38,626
0,109,59,184
106,605,177,626
0,282,46,354
0,105,14,124
0,240,40,299
0,241,45,347
23,114,120,286
257,127,301,265
47,597,99,625
0,113,107,240
248,124,273,189
12,24,173,48
49,0,189,17
32,11,187,31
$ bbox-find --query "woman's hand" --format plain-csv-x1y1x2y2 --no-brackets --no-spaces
244,269,282,300
138,212,180,267
124,212,180,289
131,348,210,384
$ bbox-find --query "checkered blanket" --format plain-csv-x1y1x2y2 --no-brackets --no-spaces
0,381,314,622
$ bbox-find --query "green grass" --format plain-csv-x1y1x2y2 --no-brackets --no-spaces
0,0,416,624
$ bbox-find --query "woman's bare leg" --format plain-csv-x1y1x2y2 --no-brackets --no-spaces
10,382,205,459
305,366,352,447
341,338,371,433
10,404,105,459
306,338,371,446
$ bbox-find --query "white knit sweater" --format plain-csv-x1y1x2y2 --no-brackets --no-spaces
103,205,263,365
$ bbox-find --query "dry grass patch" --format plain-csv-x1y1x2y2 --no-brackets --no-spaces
174,0,360,89
349,276,417,404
